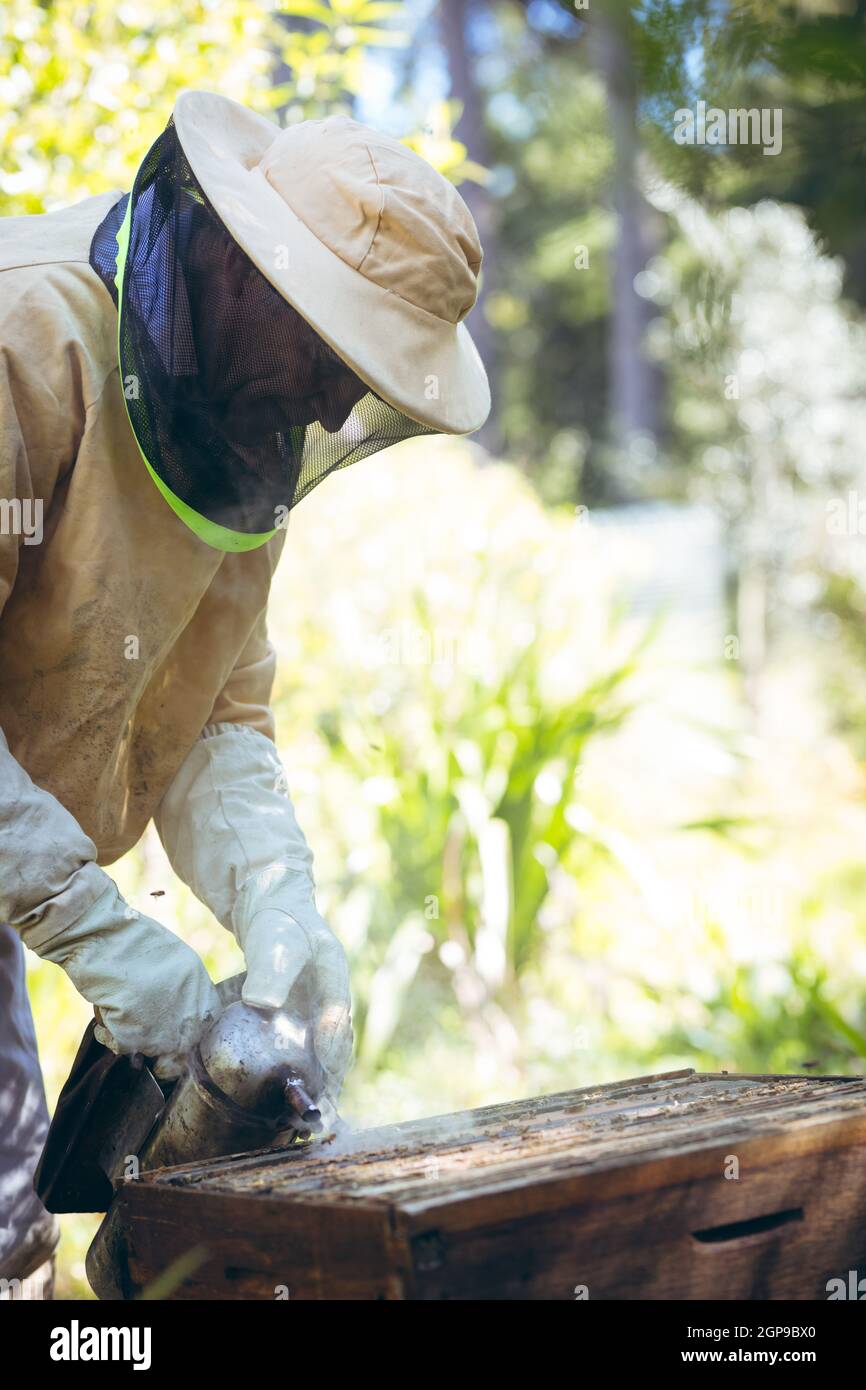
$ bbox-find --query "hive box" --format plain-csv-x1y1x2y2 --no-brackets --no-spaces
105,1068,866,1299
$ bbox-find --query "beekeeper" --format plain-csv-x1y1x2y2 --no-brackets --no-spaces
0,89,489,1293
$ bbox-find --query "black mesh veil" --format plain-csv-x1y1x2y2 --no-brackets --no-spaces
91,119,432,547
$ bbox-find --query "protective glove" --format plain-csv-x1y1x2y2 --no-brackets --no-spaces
39,881,222,1077
0,728,220,1074
232,875,353,1101
155,723,353,1101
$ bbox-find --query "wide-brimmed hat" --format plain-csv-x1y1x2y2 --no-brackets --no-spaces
172,89,490,436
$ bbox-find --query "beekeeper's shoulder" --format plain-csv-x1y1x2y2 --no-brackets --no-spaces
0,191,120,274
0,192,122,408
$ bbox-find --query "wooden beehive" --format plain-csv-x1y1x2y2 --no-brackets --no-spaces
108,1068,866,1299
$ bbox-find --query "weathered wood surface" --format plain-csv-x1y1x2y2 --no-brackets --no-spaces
112,1069,866,1299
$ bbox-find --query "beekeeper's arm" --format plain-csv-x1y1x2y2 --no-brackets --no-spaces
154,620,354,1101
0,341,221,1069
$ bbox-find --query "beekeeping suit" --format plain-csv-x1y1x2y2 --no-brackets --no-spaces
0,90,489,1291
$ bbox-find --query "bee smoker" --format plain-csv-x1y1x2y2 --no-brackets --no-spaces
35,984,326,1299
136,998,324,1170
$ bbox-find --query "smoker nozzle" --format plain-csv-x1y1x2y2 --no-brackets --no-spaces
285,1078,322,1131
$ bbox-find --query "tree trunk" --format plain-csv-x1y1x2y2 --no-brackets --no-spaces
591,8,663,451
439,0,500,453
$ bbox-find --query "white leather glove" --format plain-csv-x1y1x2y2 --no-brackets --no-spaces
0,728,221,1072
40,881,221,1074
155,723,353,1101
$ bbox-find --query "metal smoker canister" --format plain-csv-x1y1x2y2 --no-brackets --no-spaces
87,1001,324,1298
141,999,324,1168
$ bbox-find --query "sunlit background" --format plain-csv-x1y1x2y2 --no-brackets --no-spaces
5,0,866,1296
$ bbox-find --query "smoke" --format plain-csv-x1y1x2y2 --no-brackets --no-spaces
314,1103,493,1162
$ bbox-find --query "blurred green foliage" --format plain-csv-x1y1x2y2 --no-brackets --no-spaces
266,442,645,1071
309,554,638,1062
657,942,866,1075
0,0,477,223
0,0,277,213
